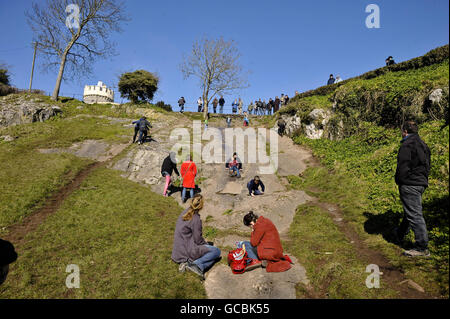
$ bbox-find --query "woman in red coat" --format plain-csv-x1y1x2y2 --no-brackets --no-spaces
180,155,197,203
241,211,292,272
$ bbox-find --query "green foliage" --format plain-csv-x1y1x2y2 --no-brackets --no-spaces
0,69,10,85
293,121,449,296
118,70,159,104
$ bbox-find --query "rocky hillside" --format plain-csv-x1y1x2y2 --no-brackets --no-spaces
278,45,449,140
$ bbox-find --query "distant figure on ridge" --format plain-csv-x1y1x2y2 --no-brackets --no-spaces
327,74,335,85
219,96,225,114
386,56,396,66
178,96,186,113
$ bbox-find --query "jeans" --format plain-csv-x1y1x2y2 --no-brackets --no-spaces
133,127,139,143
230,166,240,177
138,130,147,144
237,241,259,260
182,187,194,202
193,245,221,272
398,185,429,250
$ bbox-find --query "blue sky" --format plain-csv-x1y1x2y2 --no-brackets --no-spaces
0,0,448,112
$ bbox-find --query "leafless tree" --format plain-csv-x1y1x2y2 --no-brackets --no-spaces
180,37,249,118
26,0,128,100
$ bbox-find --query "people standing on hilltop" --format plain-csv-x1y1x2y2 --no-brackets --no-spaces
295,91,300,96
171,194,221,279
262,100,267,116
232,99,238,114
274,96,281,113
238,98,243,115
178,96,186,113
280,94,286,106
335,75,343,83
284,95,290,106
248,101,254,115
161,152,180,197
197,97,203,113
386,56,396,66
212,98,219,114
267,98,273,115
394,121,431,257
219,96,225,114
327,74,335,85
180,155,197,203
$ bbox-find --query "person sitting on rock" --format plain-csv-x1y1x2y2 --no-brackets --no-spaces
247,176,265,196
0,238,18,286
171,194,221,279
238,211,292,272
161,152,180,197
226,152,242,178
137,116,152,145
180,155,197,203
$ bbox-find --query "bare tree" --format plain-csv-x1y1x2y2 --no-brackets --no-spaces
26,0,128,100
180,37,249,117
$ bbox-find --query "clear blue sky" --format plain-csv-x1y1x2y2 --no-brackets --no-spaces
0,0,448,111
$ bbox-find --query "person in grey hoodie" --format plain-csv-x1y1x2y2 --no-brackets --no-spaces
171,194,221,279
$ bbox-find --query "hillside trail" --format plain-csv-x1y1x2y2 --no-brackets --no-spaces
114,115,316,298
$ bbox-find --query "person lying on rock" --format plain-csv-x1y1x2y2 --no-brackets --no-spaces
171,194,221,280
0,238,18,286
247,176,265,196
225,152,242,178
239,211,293,272
180,155,197,203
161,152,180,197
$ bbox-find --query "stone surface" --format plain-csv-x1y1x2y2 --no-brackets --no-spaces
0,96,62,128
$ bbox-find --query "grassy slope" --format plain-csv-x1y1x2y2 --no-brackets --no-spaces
0,168,205,298
281,52,449,296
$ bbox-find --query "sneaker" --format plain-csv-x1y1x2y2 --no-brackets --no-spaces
403,249,430,257
246,259,262,271
178,262,187,273
186,262,205,279
261,260,268,268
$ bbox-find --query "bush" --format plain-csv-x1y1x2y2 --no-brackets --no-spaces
154,101,172,112
0,69,10,86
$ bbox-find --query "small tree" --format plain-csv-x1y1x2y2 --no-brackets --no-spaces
26,0,128,101
180,37,249,118
118,70,159,104
0,68,10,86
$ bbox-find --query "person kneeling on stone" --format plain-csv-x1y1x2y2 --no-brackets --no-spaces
171,194,221,279
239,211,292,272
247,176,265,196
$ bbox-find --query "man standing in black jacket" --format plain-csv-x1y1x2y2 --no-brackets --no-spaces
395,121,431,257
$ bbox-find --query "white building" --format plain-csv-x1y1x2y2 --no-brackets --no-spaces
83,81,114,104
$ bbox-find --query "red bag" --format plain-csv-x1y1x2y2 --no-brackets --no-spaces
227,248,249,274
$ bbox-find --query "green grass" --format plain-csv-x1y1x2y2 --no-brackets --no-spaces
0,115,130,230
0,168,206,298
284,204,398,298
291,120,449,297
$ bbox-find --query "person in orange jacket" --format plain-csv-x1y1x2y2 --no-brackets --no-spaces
180,155,197,203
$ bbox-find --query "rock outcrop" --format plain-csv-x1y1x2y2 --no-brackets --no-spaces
0,95,62,128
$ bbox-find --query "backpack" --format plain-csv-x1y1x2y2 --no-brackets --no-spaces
139,119,148,131
227,247,250,274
